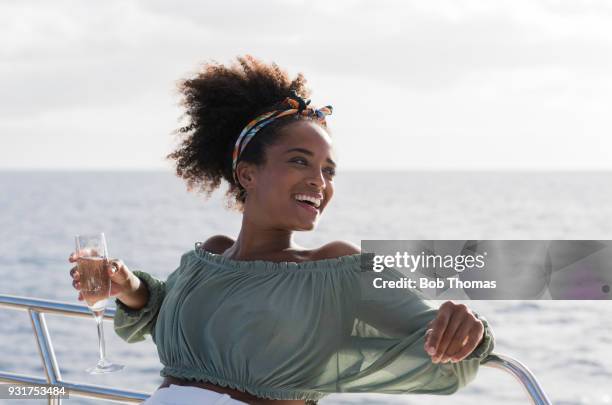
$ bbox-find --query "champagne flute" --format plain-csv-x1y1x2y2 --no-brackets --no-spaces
75,233,125,374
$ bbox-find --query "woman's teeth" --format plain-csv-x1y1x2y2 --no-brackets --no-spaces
294,194,321,208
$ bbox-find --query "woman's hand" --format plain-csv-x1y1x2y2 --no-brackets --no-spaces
68,252,138,302
424,301,484,364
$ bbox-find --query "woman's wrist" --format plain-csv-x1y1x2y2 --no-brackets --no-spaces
116,274,150,310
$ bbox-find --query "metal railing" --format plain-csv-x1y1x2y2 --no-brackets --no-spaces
482,354,551,404
0,295,149,404
0,294,552,405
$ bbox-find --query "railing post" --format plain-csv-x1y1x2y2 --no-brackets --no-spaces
28,310,62,405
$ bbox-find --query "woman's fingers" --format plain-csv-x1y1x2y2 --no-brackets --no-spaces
70,256,131,299
425,301,485,364
449,323,484,362
433,307,469,363
108,259,121,275
70,266,80,291
68,254,87,301
69,267,79,281
107,259,130,283
443,317,475,362
425,301,453,357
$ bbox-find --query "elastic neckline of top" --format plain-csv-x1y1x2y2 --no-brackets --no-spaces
192,242,363,272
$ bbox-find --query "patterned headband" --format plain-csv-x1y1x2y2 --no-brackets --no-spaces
231,91,333,182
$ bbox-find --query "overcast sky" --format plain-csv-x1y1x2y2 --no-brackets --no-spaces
2,0,612,171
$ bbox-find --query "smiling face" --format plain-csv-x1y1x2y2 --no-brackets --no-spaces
237,120,336,231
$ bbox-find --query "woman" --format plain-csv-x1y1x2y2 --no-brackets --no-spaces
69,56,494,405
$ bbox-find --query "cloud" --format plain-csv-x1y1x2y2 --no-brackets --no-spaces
3,0,612,113
2,0,612,169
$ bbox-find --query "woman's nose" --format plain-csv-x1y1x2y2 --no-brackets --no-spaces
307,169,326,188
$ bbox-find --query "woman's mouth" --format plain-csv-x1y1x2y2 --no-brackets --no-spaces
293,194,322,216
295,200,319,215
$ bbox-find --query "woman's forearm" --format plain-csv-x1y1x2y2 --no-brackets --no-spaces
116,275,150,310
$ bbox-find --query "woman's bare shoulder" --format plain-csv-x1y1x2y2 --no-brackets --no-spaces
311,241,361,260
201,235,235,254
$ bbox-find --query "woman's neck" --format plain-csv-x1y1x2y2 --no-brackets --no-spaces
224,217,302,261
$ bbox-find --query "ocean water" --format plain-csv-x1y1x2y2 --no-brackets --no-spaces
0,171,611,405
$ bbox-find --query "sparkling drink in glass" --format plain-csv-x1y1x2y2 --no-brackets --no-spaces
75,233,125,374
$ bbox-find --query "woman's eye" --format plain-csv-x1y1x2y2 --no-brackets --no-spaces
324,168,336,177
291,157,308,165
290,157,335,177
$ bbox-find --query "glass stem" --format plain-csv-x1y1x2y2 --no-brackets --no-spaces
95,315,107,364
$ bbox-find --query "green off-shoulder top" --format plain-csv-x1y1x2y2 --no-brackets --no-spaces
114,243,494,402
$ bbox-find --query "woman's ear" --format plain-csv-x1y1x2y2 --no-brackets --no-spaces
235,161,257,191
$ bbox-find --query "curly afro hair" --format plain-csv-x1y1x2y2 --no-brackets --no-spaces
168,55,326,211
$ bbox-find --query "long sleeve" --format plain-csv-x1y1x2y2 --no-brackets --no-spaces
113,253,189,343
313,259,495,396
113,270,167,343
